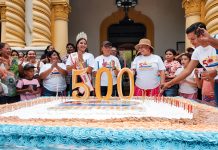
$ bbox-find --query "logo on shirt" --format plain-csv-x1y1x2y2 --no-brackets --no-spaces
102,61,113,69
203,56,217,67
138,62,153,70
51,68,60,75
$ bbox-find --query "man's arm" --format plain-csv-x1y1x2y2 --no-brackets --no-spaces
161,60,199,90
207,36,218,49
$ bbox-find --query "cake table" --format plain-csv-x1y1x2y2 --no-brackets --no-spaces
0,96,217,149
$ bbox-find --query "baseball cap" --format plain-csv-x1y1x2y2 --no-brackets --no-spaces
102,41,112,47
23,63,36,70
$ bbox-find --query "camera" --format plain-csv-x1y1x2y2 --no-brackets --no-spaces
196,68,207,78
195,25,204,37
195,29,204,37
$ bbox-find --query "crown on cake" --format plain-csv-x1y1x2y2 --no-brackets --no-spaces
76,32,87,42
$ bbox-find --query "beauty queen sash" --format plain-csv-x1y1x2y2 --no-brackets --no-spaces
70,53,94,93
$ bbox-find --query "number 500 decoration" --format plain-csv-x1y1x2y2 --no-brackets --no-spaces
72,67,134,100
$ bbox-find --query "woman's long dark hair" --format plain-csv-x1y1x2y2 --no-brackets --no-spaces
0,43,8,57
165,48,177,56
0,42,6,49
40,45,53,60
46,50,61,63
75,38,88,52
11,50,19,56
180,53,191,60
44,45,52,55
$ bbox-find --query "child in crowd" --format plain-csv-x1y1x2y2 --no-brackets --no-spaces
16,63,40,100
175,53,201,100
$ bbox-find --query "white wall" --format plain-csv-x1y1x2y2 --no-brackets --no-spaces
68,0,185,57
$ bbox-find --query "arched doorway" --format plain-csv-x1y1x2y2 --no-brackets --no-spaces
108,18,146,67
108,20,146,48
100,8,154,95
100,8,154,66
108,18,147,96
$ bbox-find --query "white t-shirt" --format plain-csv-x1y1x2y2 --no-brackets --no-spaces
175,67,198,94
39,63,67,92
93,55,121,86
191,45,218,79
131,54,166,89
66,52,95,68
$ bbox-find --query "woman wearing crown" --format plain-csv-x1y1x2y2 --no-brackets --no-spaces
66,32,95,95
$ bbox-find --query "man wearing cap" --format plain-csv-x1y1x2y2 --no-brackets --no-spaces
16,63,40,101
131,38,165,96
93,41,121,96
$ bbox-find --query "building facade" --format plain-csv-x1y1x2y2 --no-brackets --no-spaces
0,0,217,57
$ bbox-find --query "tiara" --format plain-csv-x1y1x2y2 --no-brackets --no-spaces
76,32,87,42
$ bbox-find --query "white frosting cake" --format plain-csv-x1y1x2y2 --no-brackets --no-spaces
1,98,193,120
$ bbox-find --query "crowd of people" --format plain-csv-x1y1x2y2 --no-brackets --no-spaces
0,22,217,107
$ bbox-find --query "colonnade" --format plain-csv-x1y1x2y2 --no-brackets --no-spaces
0,0,218,55
0,0,70,56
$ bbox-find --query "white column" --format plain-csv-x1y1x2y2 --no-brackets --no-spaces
0,6,6,42
52,3,70,57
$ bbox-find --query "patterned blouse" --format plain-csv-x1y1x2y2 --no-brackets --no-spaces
164,60,181,81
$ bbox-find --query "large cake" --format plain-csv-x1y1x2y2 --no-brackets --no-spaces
0,96,217,149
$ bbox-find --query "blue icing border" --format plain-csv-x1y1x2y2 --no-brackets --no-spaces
0,124,217,149
0,124,218,144
0,124,218,143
